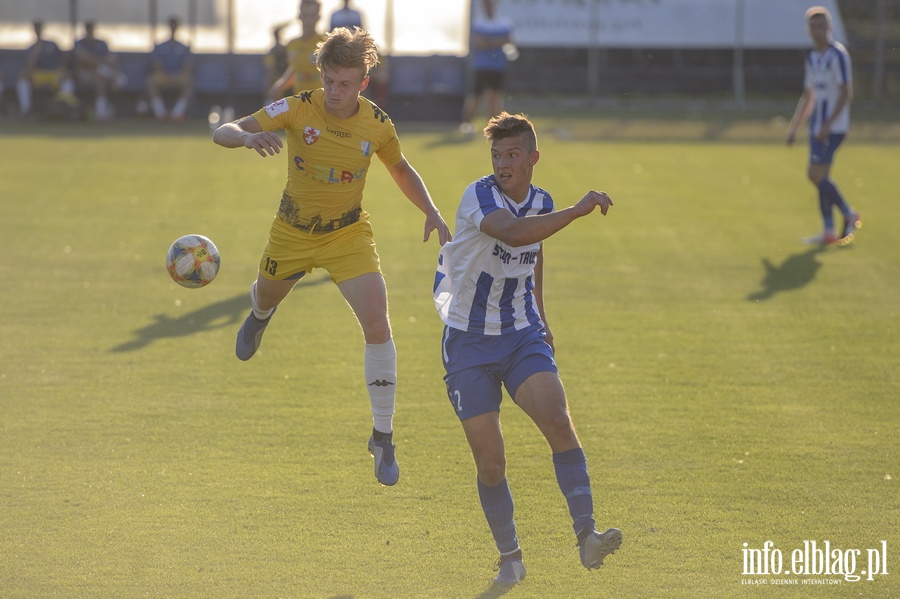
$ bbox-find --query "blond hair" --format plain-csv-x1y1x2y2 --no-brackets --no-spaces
316,27,379,75
805,6,832,25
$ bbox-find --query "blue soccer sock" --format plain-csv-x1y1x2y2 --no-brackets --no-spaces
818,178,853,231
816,180,836,232
477,478,520,556
822,178,852,216
553,447,596,538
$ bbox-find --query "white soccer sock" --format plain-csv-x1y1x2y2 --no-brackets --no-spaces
16,79,31,114
59,78,75,96
171,97,189,118
365,338,397,434
151,96,166,119
249,281,274,320
96,96,109,119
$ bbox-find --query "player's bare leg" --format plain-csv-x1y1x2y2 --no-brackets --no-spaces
515,371,622,570
338,272,399,485
235,274,298,361
461,411,525,584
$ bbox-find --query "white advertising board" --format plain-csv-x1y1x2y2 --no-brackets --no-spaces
499,0,846,48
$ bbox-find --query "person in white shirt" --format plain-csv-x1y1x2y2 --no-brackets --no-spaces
787,6,861,245
434,112,621,585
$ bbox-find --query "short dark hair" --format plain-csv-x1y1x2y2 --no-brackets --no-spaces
484,112,538,153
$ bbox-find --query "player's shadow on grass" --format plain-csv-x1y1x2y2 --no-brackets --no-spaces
746,246,826,301
112,275,333,352
111,293,249,352
471,582,517,599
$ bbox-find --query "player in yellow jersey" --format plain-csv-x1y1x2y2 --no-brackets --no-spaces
269,0,325,100
213,27,452,487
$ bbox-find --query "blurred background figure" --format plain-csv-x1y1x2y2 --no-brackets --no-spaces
460,0,514,135
786,5,861,246
329,0,364,32
74,21,125,122
269,0,324,100
16,20,77,119
263,22,289,99
146,16,193,122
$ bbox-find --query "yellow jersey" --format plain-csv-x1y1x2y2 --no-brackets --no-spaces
285,35,323,93
252,89,403,227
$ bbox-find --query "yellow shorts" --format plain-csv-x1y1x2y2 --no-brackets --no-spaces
31,69,62,89
259,215,381,284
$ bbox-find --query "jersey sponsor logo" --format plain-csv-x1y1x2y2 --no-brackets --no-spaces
492,244,538,265
327,127,351,138
360,141,371,157
265,99,289,118
303,126,321,145
293,155,366,184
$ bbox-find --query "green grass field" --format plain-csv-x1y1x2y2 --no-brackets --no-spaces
1,110,898,598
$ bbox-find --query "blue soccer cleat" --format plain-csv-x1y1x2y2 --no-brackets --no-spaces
235,308,275,361
580,528,623,570
839,211,862,245
368,435,399,486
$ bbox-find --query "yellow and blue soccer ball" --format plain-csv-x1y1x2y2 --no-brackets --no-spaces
166,234,220,288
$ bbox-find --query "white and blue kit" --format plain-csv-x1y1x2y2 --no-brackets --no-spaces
805,40,851,163
435,175,558,419
802,39,856,233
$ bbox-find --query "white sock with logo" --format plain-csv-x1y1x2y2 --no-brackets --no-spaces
249,281,273,320
365,338,396,434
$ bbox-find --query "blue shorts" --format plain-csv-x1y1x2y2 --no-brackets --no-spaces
441,325,558,420
809,133,845,165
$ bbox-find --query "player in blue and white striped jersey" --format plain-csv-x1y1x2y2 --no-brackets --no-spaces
434,112,621,585
787,5,861,245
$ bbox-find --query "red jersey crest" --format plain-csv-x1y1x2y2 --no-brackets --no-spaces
303,126,321,145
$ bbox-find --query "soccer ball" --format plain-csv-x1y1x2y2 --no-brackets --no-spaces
166,234,220,288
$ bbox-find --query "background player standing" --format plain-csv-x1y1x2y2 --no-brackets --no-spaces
213,27,451,487
786,5,861,245
434,112,621,584
460,0,515,135
269,0,325,100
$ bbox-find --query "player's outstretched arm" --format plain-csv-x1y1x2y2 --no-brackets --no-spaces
213,115,283,157
481,190,613,247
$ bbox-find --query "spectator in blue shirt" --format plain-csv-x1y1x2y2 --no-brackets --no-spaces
146,17,193,121
329,0,364,32
74,21,125,121
17,21,77,117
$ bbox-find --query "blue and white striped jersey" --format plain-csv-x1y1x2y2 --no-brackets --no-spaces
434,175,553,335
804,41,852,135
